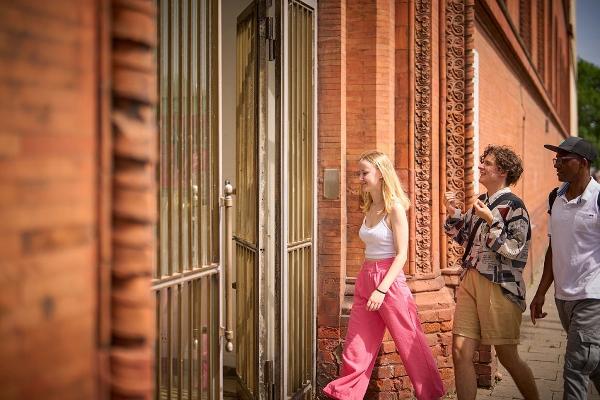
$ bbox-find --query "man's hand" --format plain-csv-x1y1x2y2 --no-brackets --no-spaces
530,293,548,325
444,191,457,215
473,199,493,225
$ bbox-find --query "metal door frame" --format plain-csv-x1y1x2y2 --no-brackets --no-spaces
231,1,274,398
233,2,260,398
279,0,318,397
255,1,272,398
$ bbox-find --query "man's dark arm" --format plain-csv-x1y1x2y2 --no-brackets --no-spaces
530,241,554,324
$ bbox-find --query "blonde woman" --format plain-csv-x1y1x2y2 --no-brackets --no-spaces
323,151,444,400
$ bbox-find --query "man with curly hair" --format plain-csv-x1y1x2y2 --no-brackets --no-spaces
444,145,539,400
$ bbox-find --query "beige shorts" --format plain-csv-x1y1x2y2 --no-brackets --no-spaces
453,269,522,345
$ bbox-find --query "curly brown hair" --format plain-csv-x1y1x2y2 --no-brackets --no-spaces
480,145,524,186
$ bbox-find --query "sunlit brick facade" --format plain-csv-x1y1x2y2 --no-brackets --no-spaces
316,0,575,397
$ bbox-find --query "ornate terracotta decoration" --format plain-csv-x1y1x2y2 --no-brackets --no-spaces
445,0,467,269
464,0,476,209
414,0,432,274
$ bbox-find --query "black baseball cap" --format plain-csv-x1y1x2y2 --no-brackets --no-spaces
544,137,598,162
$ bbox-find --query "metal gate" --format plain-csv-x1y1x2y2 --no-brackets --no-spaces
154,0,222,399
282,1,316,398
234,4,259,398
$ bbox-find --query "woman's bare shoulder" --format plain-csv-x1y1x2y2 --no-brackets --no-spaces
387,202,407,224
389,201,406,215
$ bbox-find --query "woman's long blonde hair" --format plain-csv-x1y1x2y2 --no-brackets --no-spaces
359,150,410,213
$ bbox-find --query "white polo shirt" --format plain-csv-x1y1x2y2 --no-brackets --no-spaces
549,178,600,301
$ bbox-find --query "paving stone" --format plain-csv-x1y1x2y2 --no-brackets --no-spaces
490,384,524,399
535,379,562,398
475,390,493,399
527,361,560,380
541,376,565,392
476,388,515,399
521,351,560,363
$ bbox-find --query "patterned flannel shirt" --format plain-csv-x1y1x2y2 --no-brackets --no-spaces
444,187,531,312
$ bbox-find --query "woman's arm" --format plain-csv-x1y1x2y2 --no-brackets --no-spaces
377,203,408,292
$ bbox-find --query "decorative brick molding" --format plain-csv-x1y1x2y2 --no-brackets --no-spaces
110,0,157,398
441,0,475,263
414,0,433,275
519,0,532,53
444,0,468,271
463,0,476,209
536,0,545,79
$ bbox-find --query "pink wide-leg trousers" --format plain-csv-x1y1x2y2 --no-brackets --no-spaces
323,258,444,400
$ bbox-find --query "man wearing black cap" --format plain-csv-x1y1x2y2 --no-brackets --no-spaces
530,136,600,399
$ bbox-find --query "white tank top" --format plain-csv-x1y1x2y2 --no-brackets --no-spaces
359,216,396,259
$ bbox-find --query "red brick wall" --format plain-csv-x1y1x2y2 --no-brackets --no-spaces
394,0,410,190
500,0,571,130
345,0,396,278
0,1,99,398
317,0,348,391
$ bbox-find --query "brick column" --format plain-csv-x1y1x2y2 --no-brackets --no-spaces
316,0,348,394
110,1,157,398
383,0,455,394
345,0,396,278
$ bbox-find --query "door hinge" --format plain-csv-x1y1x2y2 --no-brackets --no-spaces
259,16,276,61
264,359,275,400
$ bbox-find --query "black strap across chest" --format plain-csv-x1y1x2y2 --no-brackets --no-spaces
548,186,600,215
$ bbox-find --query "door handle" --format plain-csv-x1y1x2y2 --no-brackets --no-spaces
222,180,235,352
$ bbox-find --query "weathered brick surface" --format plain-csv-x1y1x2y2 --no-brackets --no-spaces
110,0,156,398
0,0,98,398
345,0,396,277
317,0,347,396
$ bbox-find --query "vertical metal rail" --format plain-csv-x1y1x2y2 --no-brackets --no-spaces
223,181,234,352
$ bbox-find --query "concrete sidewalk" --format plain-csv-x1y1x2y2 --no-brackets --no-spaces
474,269,600,400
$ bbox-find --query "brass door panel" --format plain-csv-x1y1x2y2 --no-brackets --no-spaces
285,1,315,397
235,3,259,398
154,0,221,399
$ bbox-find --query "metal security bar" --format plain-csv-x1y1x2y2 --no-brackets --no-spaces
154,0,220,399
154,272,219,400
235,5,259,397
286,1,314,397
